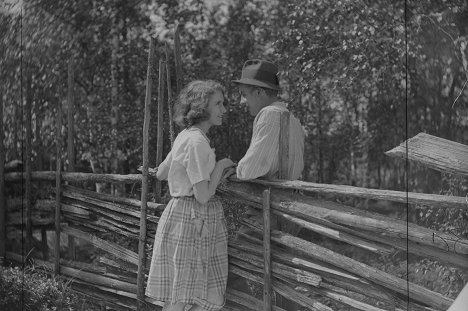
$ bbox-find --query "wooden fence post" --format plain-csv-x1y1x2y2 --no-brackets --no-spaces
165,43,175,146
154,60,165,202
174,23,183,94
0,89,5,265
25,68,33,250
278,111,289,179
55,97,63,276
262,188,272,311
137,36,156,311
67,59,76,261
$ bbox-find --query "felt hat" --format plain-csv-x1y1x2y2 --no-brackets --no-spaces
233,59,280,90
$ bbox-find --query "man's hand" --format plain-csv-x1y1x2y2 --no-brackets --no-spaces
222,167,236,180
137,165,158,178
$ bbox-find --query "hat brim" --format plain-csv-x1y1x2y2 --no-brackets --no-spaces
232,78,280,91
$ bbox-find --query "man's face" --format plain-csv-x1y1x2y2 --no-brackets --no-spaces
239,84,263,117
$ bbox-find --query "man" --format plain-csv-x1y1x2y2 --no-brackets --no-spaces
233,59,305,181
232,59,305,234
229,59,305,309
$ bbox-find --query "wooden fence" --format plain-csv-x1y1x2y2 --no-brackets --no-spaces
1,30,467,311
2,146,468,311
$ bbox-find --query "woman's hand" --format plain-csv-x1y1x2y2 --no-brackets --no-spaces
216,158,236,171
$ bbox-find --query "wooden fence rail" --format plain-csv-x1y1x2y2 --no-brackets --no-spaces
3,168,467,310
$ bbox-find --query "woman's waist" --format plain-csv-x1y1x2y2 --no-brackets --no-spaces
171,195,220,204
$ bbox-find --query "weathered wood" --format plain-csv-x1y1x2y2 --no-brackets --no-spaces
229,264,332,311
276,211,395,255
222,183,468,254
72,280,164,310
5,171,146,183
60,202,90,218
226,288,287,311
25,68,33,249
154,59,165,202
165,42,175,146
65,265,138,294
322,276,399,307
278,112,289,179
137,36,156,311
71,285,139,311
63,226,139,265
262,189,272,311
243,219,454,310
60,188,159,224
353,227,468,270
67,59,75,173
228,247,321,287
67,59,77,260
55,97,62,276
0,90,5,264
174,23,183,94
61,198,140,228
307,286,390,311
98,256,141,274
41,228,48,260
62,185,164,212
271,193,468,255
385,132,468,176
230,238,360,282
230,177,467,210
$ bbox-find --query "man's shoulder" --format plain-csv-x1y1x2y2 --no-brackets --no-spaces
255,102,286,123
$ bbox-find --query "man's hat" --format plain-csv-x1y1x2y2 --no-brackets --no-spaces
233,59,280,90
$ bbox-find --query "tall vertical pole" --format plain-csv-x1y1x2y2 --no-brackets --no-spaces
54,98,62,276
153,60,165,202
137,36,156,311
165,43,175,146
0,89,5,265
174,23,183,94
262,188,272,311
67,59,76,260
25,68,33,251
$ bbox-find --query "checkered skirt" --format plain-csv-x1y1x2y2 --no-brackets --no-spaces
145,196,228,310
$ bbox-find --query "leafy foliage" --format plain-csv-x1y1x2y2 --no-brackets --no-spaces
0,266,80,311
2,0,467,303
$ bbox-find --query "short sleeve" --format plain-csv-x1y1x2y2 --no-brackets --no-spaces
183,139,215,185
157,150,172,180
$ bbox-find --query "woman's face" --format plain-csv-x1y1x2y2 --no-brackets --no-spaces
206,90,226,127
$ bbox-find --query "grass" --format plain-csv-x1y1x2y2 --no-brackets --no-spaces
0,265,81,311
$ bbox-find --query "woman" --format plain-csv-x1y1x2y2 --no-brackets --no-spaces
146,80,235,311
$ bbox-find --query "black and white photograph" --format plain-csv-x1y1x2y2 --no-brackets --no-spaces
1,0,467,310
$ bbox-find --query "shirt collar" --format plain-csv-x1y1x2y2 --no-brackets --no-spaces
187,126,210,143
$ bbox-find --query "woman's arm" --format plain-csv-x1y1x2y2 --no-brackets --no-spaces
156,164,169,180
193,158,234,204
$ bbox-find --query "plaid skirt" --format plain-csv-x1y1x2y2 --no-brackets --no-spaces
145,196,228,310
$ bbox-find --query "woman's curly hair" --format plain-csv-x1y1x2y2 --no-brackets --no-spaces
174,80,224,128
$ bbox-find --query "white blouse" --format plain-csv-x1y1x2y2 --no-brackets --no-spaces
158,128,215,197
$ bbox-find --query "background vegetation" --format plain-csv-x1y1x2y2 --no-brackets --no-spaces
1,0,467,308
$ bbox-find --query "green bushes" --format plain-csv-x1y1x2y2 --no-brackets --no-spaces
0,266,79,311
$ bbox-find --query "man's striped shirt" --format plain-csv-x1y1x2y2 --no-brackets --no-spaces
237,101,305,180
